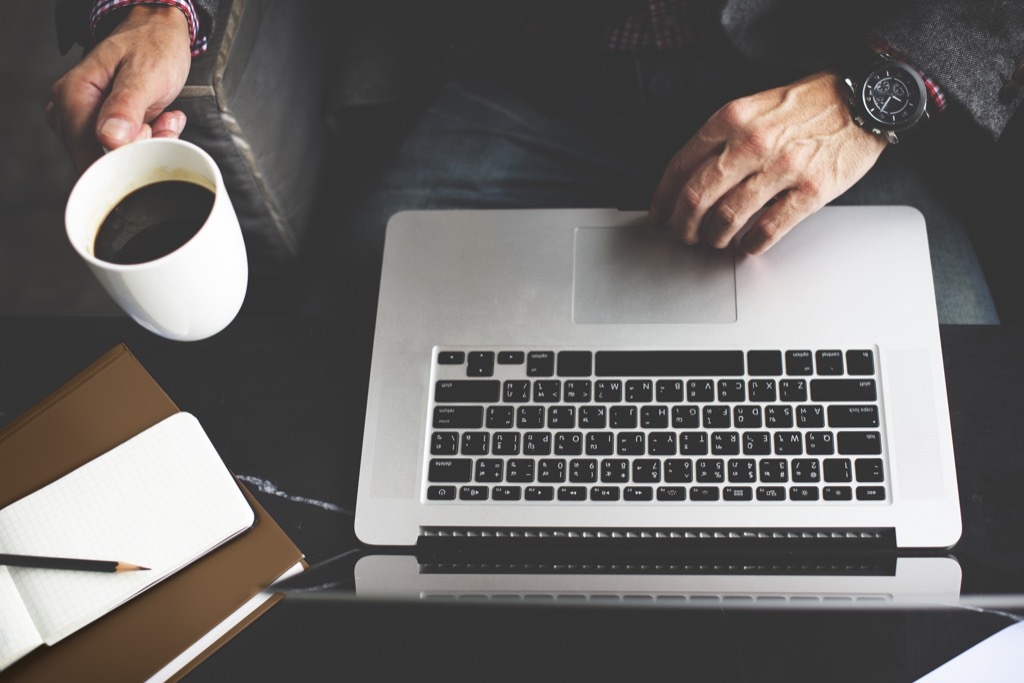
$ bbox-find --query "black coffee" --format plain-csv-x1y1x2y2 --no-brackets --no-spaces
93,180,215,265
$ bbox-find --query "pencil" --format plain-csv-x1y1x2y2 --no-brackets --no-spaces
0,553,149,573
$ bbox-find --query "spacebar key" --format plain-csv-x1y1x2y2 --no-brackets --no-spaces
434,380,501,403
596,351,744,376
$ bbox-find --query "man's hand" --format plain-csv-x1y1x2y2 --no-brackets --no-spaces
46,5,193,172
648,71,888,255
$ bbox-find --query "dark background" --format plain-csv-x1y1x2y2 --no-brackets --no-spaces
0,2,124,316
3,1,1022,323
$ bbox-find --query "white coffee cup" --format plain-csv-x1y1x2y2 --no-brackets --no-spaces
65,138,248,341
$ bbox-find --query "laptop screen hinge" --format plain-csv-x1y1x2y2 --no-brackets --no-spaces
417,527,897,553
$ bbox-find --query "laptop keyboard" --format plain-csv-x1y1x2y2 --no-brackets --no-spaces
424,349,887,504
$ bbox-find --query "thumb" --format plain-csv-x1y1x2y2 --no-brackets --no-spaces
94,66,165,150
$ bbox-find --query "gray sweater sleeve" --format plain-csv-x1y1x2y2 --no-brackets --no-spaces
871,0,1024,140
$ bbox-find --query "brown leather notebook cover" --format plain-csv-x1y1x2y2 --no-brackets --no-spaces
0,344,305,682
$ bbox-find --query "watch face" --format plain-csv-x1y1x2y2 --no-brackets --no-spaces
860,61,927,131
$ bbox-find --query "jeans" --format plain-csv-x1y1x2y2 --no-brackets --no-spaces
299,29,999,326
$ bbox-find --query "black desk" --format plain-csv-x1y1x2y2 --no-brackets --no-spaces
1,317,1021,682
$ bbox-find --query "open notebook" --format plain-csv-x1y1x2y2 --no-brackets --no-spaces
0,412,254,670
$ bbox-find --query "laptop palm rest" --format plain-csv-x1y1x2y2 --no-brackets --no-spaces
572,225,737,325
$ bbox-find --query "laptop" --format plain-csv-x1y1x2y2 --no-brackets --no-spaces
354,206,961,551
275,550,964,610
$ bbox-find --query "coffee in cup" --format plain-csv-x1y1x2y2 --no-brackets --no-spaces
65,138,248,341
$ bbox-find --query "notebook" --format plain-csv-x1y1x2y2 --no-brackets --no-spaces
354,206,961,551
0,411,254,670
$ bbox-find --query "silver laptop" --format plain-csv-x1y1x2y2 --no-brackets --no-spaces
275,551,963,610
354,206,961,550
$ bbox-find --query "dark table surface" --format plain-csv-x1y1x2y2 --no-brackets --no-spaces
1,317,1021,682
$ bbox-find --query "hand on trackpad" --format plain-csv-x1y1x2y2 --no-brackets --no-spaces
572,225,737,325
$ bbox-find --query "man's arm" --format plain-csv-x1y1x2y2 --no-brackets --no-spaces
648,70,887,255
650,1,1023,255
870,0,1024,141
48,0,220,172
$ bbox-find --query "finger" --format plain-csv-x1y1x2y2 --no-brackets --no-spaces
699,173,788,249
648,128,725,229
737,191,822,255
50,72,106,171
95,65,168,151
132,123,153,142
665,150,755,246
150,111,186,139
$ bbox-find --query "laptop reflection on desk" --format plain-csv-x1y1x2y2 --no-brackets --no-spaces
276,551,962,609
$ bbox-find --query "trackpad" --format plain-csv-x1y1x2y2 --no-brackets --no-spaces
573,225,737,324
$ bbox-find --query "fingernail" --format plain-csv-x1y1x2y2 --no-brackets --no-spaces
100,117,132,143
170,114,186,134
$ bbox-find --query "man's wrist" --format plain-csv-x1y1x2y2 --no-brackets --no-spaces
835,47,932,145
90,0,206,56
865,35,945,115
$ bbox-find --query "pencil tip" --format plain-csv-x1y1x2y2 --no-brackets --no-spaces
116,562,150,572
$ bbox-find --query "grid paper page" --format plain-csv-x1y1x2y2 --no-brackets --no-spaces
0,412,254,645
0,565,44,670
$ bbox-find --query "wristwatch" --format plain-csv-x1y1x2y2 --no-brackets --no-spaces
841,51,929,144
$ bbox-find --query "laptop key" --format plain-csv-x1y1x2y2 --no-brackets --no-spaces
656,486,687,501
815,350,844,375
823,459,852,482
498,351,525,365
845,350,875,375
811,379,877,402
504,380,531,403
747,350,783,376
624,486,654,501
664,459,693,483
828,405,879,428
492,486,522,501
854,458,885,482
527,351,555,377
838,431,883,455
690,486,720,501
467,351,495,377
556,351,592,377
785,350,814,375
590,486,620,501
427,485,457,500
437,351,465,365
430,431,460,455
823,486,853,500
493,432,521,455
435,380,500,403
789,486,820,501
525,486,555,501
506,459,534,482
856,486,886,501
486,406,515,429
724,486,753,501
429,459,472,482
475,459,503,482
756,486,786,501
558,486,588,501
459,486,489,501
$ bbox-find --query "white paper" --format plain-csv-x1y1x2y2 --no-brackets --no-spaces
0,412,254,647
914,621,1024,682
0,566,45,670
